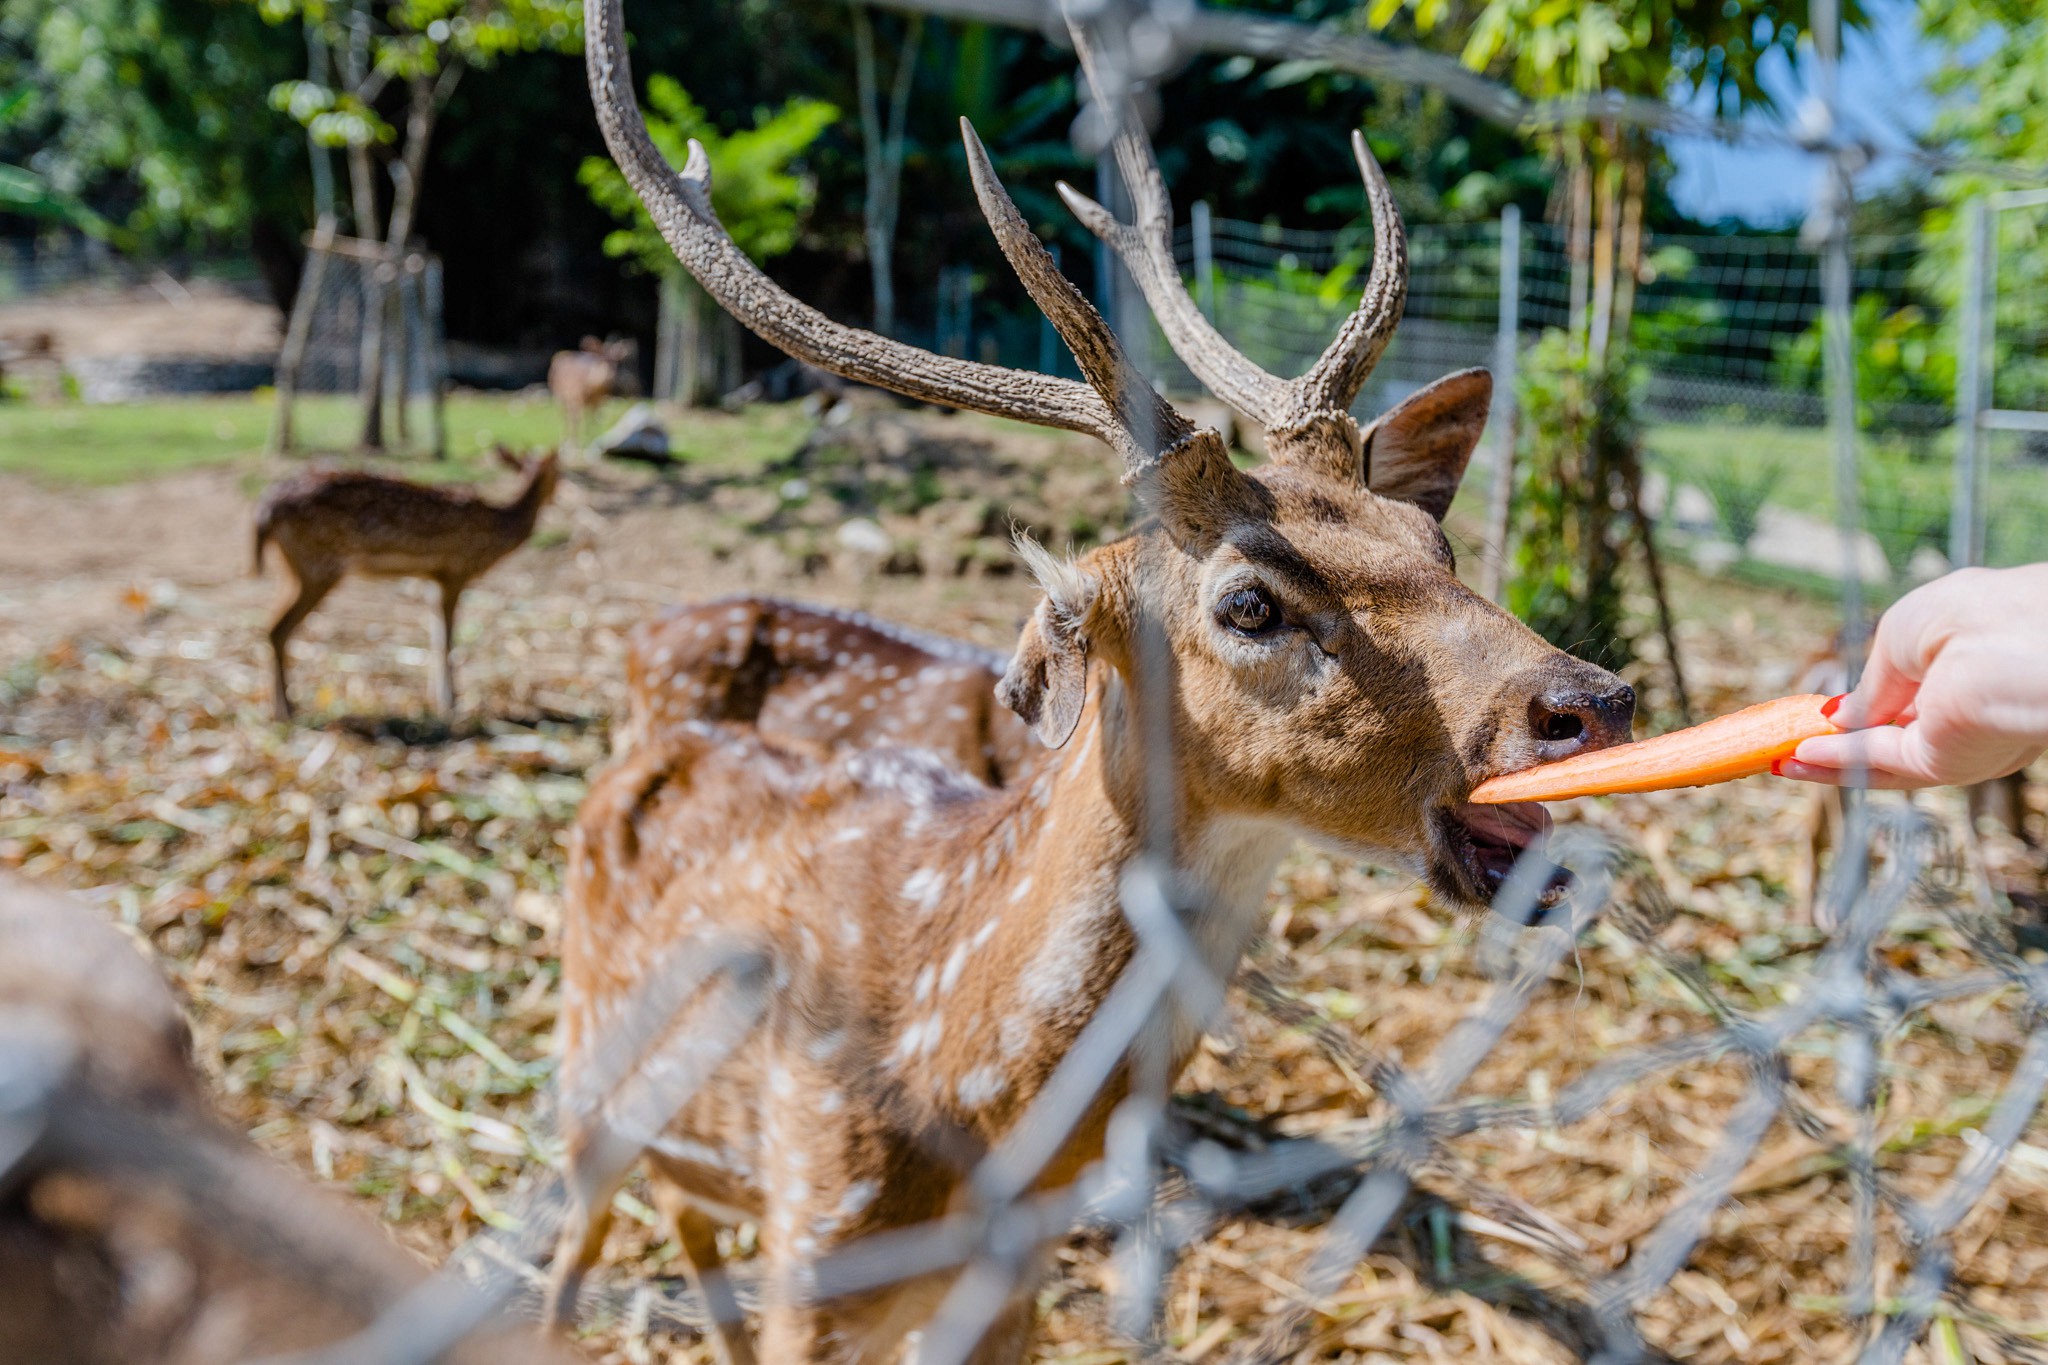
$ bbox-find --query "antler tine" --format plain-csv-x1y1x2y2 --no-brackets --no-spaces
959,118,1195,478
1059,23,1293,428
583,0,1130,450
1061,17,1409,438
1290,129,1409,422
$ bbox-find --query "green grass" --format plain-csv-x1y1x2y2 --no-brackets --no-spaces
1648,420,2048,568
0,391,815,485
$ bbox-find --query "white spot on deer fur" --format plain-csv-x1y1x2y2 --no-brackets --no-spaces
958,1066,1007,1109
1010,876,1033,904
881,664,899,679
835,651,852,667
913,965,936,1002
940,944,969,994
893,1013,944,1063
837,1180,879,1218
768,1064,795,1098
902,866,947,913
808,1030,848,1063
860,695,878,710
773,628,792,648
793,1235,819,1255
1000,1014,1034,1059
727,607,749,624
652,646,673,667
692,622,711,639
972,919,999,950
1022,917,1096,1010
831,825,865,844
819,1088,845,1113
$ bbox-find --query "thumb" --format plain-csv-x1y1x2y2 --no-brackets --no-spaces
1831,601,1941,730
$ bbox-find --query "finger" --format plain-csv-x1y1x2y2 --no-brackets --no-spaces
1832,590,1951,729
1772,757,1925,790
1796,724,1947,787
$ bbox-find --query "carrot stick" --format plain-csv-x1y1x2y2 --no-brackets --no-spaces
1468,693,1841,804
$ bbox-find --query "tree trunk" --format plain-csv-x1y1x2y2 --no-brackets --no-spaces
853,4,923,337
1611,144,1648,357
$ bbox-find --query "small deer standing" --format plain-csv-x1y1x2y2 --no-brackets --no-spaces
252,448,559,721
549,335,635,455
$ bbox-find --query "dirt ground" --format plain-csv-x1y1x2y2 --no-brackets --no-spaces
3,404,2047,1363
0,276,281,361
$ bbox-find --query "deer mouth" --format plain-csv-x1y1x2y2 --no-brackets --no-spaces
1433,801,1566,912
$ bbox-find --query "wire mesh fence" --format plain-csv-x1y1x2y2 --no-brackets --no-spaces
270,230,451,459
7,0,2048,1363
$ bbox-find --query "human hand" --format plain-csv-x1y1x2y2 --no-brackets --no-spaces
1775,564,2048,790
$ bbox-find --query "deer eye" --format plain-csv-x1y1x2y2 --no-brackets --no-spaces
1217,585,1280,638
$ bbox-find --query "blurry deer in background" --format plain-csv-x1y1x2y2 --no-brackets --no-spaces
252,447,559,722
549,335,636,455
622,596,1036,784
549,5,1638,1359
0,874,572,1365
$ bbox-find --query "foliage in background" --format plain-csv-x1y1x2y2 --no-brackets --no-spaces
1914,0,2048,414
1506,330,1637,666
576,75,838,275
1695,456,1785,553
1775,293,1954,435
0,0,304,285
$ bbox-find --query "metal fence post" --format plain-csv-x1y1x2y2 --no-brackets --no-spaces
1480,204,1521,604
1950,196,1991,569
1191,199,1215,322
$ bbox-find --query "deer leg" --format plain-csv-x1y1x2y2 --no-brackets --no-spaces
542,1162,620,1338
267,567,339,724
653,1184,757,1365
430,578,463,715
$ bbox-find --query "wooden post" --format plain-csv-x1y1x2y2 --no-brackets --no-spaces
269,217,336,457
423,254,449,461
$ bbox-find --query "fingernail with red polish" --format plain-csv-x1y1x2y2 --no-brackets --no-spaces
1770,759,1785,776
1821,693,1846,719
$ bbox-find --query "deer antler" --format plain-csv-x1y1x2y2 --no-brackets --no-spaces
584,0,1194,478
1057,21,1408,445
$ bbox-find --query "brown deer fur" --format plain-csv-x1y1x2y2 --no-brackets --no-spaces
621,597,1036,785
0,874,571,1365
549,335,634,454
553,3,1639,1357
252,448,559,722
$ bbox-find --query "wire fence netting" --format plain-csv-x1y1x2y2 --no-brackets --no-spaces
7,0,2048,1362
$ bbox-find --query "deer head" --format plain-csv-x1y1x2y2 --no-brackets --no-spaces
582,0,1632,909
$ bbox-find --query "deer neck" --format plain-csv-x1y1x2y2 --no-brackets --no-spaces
898,670,1291,1137
500,470,552,536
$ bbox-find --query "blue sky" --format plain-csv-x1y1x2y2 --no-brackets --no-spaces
1663,0,1940,225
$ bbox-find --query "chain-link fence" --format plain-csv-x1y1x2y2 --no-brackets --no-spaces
9,0,2048,1362
271,228,451,459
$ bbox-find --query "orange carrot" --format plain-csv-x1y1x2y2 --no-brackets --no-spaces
1468,693,1841,804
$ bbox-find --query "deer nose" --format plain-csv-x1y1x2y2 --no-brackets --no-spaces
1527,682,1635,758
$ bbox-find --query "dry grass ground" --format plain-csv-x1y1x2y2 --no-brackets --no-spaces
2,403,2045,1363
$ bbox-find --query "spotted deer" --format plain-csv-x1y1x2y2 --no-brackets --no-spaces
253,447,559,721
551,4,1637,1359
549,335,635,455
0,874,572,1365
621,596,1035,785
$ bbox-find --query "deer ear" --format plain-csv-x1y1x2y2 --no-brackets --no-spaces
998,599,1089,749
998,538,1098,749
1362,368,1493,522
